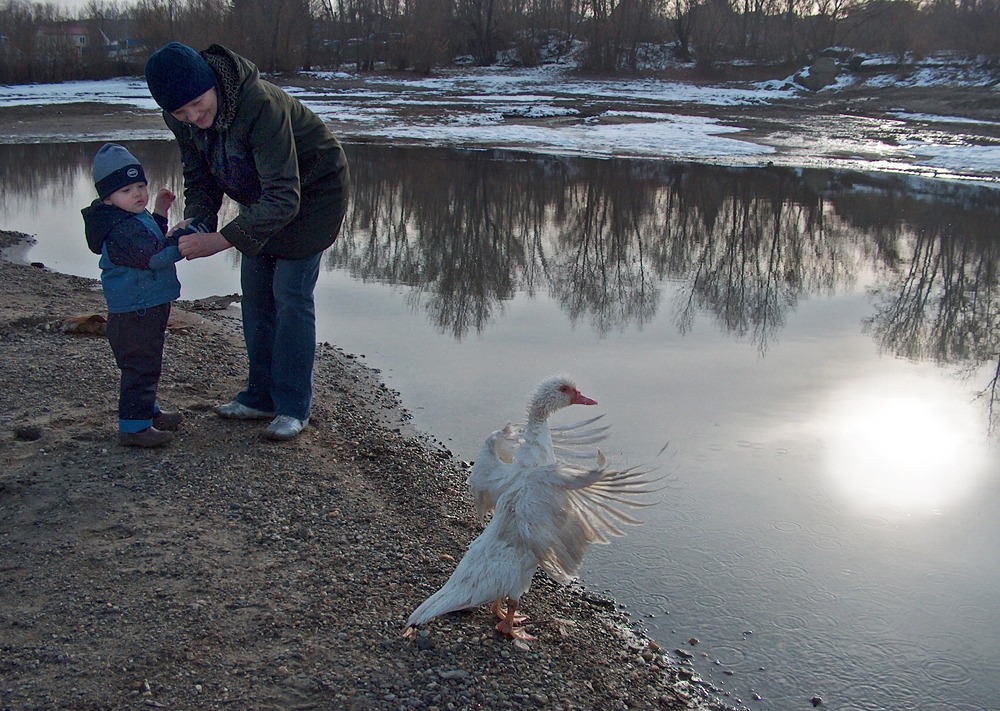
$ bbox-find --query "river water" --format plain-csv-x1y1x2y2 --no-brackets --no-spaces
2,140,998,710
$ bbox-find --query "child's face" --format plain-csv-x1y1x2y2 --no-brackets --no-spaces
170,87,218,130
103,181,150,214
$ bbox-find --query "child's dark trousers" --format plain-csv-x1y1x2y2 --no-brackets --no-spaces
106,303,171,429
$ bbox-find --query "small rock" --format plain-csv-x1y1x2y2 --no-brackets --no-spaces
14,425,43,441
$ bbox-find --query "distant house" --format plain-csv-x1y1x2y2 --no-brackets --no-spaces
36,21,92,62
35,19,143,65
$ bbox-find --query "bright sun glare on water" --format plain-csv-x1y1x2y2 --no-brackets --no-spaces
821,373,990,514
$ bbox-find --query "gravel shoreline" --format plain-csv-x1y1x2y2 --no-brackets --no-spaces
0,228,733,710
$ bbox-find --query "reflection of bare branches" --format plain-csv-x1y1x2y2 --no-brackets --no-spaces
0,141,189,221
865,200,1000,435
669,169,860,353
4,143,995,381
866,220,999,365
548,169,660,335
978,354,1000,436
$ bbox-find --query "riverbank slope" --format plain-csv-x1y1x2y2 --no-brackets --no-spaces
0,229,730,710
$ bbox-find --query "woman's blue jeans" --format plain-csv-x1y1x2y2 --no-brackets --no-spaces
235,251,322,421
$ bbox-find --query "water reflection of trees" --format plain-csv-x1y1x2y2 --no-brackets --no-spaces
335,146,999,428
0,142,186,206
2,143,997,408
861,193,1000,432
339,148,876,346
664,167,865,352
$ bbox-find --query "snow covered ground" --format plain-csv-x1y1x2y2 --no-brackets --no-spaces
2,53,999,182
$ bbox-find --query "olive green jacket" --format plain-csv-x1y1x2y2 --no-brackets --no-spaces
162,44,349,259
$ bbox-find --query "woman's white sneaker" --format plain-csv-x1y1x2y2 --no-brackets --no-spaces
263,415,309,441
214,401,276,420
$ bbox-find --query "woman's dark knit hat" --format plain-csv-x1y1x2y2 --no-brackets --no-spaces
93,143,146,199
144,42,216,112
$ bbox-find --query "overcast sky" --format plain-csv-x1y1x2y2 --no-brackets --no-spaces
54,0,93,15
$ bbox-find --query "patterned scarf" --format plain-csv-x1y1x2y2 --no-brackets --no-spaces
205,51,241,132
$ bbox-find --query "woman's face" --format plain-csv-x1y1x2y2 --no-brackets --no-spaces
170,87,218,129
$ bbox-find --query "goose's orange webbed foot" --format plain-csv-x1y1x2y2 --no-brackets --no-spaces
494,598,536,640
496,619,537,640
491,599,528,624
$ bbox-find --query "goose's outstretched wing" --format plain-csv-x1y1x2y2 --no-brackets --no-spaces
466,424,521,521
515,453,662,582
550,414,609,460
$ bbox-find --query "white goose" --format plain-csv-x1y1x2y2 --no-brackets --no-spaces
405,375,658,641
467,377,610,522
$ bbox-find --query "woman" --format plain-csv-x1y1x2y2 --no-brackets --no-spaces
145,42,350,441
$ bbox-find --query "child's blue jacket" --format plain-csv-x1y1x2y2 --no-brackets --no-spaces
81,200,182,314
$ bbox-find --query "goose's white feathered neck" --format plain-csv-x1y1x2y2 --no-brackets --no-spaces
525,375,576,423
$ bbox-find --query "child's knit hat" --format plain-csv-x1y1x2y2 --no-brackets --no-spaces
144,42,217,113
93,143,146,199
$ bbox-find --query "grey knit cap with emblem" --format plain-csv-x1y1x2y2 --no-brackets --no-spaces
93,143,147,200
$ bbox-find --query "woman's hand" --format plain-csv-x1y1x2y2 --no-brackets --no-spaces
153,188,176,217
178,231,233,260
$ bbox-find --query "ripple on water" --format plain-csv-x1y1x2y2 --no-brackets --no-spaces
768,612,809,632
848,609,896,635
836,682,921,711
641,565,703,594
857,514,890,528
690,592,733,619
806,522,839,538
768,519,805,534
769,560,811,583
810,535,844,552
698,547,746,569
704,643,747,666
920,658,973,686
658,475,691,491
829,680,922,710
663,506,708,525
627,590,672,611
803,587,839,606
702,558,761,583
953,602,996,624
854,637,929,668
768,633,976,709
917,700,990,711
625,543,673,562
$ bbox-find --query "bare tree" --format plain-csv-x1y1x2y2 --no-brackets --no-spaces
671,0,696,61
229,0,311,71
454,0,505,64
395,0,451,71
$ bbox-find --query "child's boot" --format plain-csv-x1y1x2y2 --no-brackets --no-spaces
152,410,184,431
119,427,173,448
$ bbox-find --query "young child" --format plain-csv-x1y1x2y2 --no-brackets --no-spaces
81,142,186,448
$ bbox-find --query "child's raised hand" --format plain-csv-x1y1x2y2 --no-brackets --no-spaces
154,188,176,217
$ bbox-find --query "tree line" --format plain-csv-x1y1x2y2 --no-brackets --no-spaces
1,0,999,84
